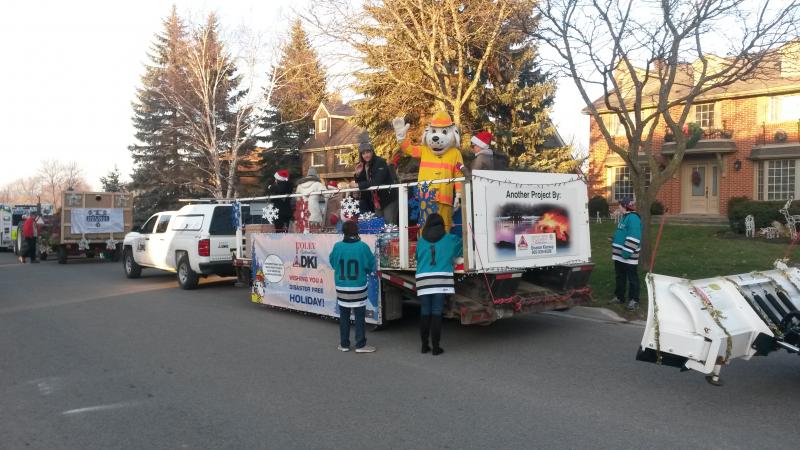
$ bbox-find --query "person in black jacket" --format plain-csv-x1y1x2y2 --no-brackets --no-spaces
267,169,293,231
354,141,398,224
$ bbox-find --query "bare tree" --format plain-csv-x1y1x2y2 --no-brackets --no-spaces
38,159,64,208
61,161,84,191
536,0,800,262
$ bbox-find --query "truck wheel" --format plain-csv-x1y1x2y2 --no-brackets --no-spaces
177,255,199,290
124,248,142,278
86,251,95,259
57,246,67,264
39,252,48,261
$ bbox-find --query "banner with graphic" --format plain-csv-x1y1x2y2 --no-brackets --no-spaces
470,170,591,270
70,208,125,234
250,233,382,324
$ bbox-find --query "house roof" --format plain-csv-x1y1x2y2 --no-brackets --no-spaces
322,100,356,117
586,52,800,114
301,119,368,151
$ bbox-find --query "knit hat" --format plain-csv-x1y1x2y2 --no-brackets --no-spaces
620,197,636,210
358,141,374,154
430,111,454,127
471,131,493,149
307,167,318,177
274,169,289,181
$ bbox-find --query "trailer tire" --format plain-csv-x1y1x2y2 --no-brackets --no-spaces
177,254,199,290
39,251,48,261
123,248,142,278
85,251,95,259
57,245,67,264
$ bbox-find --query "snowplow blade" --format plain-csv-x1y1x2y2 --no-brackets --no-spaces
637,263,800,380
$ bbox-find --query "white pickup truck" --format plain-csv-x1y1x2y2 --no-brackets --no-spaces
122,204,238,289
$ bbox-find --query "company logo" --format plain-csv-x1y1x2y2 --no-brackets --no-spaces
293,240,318,268
86,209,111,228
517,234,529,250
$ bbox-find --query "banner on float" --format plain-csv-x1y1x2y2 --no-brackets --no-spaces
470,170,591,270
250,233,382,324
70,208,125,234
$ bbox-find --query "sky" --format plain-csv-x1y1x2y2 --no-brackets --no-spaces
0,0,588,191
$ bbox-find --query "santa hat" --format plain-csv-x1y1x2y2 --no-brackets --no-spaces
274,169,289,181
430,111,454,127
471,131,493,149
326,181,338,189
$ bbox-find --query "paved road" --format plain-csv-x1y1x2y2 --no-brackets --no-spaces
1,251,798,450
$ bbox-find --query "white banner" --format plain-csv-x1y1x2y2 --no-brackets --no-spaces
470,170,591,270
250,233,382,324
70,208,125,234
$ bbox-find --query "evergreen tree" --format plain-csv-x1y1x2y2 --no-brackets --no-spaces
128,6,197,222
100,165,124,192
260,19,327,184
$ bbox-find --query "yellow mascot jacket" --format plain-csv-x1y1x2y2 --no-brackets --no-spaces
400,141,464,205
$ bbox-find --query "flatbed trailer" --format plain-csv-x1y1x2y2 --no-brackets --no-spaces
222,170,594,325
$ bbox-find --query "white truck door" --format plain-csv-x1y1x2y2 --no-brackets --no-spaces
208,206,235,262
149,214,173,268
135,215,159,266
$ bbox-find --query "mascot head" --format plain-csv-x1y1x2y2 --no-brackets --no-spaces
423,111,460,155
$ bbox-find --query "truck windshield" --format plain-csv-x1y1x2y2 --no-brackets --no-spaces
209,206,235,235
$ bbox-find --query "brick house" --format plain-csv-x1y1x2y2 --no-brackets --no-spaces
588,43,800,216
300,100,368,183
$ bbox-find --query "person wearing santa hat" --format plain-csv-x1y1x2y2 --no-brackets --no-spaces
470,131,495,171
267,169,293,231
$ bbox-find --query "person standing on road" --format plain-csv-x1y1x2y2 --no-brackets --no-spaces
21,212,40,264
329,220,377,353
415,213,462,355
610,197,642,311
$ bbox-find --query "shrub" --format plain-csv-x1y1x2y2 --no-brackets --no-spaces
728,198,799,234
650,200,665,215
589,195,610,218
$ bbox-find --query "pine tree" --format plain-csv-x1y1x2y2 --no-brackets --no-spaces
260,19,327,184
128,6,196,221
100,165,124,192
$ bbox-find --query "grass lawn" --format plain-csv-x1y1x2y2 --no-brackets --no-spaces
588,222,800,317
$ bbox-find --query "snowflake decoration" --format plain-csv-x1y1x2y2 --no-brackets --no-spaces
78,236,91,251
106,238,119,251
409,182,438,228
382,224,399,233
359,211,376,221
67,193,82,207
340,195,360,220
261,203,280,224
115,195,129,207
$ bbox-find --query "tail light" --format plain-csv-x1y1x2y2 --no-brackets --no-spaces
198,238,210,257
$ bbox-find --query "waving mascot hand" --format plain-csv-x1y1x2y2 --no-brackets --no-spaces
392,111,464,231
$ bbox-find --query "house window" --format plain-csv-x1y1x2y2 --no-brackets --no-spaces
318,118,328,133
335,148,353,167
602,114,625,136
767,95,800,123
611,166,634,201
762,159,796,200
311,151,325,168
695,103,715,128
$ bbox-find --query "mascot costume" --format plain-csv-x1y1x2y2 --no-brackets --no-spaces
392,112,464,231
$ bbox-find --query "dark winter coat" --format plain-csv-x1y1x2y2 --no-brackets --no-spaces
355,155,397,213
267,180,293,225
470,150,495,171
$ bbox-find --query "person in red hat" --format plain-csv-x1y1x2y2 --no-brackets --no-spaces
470,131,495,171
267,169,292,231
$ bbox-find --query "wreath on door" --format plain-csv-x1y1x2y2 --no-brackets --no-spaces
691,169,702,187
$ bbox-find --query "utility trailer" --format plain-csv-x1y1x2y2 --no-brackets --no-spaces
230,170,594,325
637,260,800,385
53,191,133,264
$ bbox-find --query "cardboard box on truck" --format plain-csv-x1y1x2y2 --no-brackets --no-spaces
55,191,134,264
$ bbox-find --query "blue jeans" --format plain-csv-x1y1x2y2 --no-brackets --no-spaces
419,293,445,316
338,305,366,348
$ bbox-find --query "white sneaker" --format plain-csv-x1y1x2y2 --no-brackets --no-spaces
626,300,640,311
609,297,624,305
355,345,376,353
337,345,350,352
